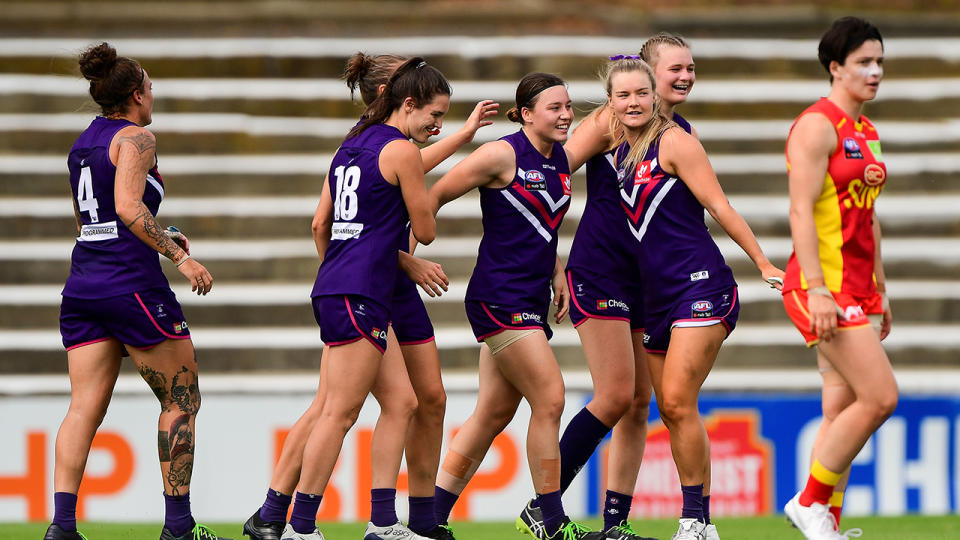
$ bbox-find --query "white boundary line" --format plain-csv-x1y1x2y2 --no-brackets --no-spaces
2,37,959,61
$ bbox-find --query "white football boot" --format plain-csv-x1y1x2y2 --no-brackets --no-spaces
363,522,431,540
784,492,844,540
671,518,706,540
281,523,326,540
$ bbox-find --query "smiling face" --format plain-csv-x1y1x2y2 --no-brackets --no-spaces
651,45,695,109
609,69,656,134
404,93,450,143
521,85,573,143
831,39,884,103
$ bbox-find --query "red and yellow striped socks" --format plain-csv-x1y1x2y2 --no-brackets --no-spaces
799,459,842,506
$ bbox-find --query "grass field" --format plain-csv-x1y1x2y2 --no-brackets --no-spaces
2,516,958,540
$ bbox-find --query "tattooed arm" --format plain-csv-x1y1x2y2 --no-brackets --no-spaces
112,126,213,295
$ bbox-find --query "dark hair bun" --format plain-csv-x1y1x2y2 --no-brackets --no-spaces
343,52,372,92
79,42,118,82
506,106,523,123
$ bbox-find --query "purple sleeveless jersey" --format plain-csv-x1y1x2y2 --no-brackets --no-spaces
62,117,170,299
567,112,694,279
311,123,409,308
465,129,571,310
616,122,735,312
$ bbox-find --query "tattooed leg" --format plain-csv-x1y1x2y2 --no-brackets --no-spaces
131,339,201,495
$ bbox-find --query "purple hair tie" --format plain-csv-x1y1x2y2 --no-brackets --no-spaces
609,54,641,61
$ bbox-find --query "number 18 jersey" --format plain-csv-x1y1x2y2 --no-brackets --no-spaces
62,116,170,299
311,123,410,308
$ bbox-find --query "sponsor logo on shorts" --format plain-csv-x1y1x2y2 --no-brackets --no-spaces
173,321,188,334
560,173,572,196
634,161,653,185
692,300,714,318
371,327,387,340
643,332,651,344
690,270,710,282
598,298,629,312
155,304,167,318
331,222,364,240
511,312,542,324
842,305,866,322
843,137,863,159
524,170,547,191
863,163,886,187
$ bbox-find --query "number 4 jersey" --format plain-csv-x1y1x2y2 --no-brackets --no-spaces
63,116,170,299
311,123,410,307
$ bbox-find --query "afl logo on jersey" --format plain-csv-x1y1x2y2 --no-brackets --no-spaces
524,170,547,191
863,163,886,186
843,137,863,159
560,174,572,196
635,161,653,185
616,168,626,189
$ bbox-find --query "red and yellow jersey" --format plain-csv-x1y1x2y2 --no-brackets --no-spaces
784,98,887,295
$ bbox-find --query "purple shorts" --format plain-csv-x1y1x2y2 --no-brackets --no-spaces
464,300,552,341
390,277,435,346
60,288,191,352
312,294,389,353
566,268,644,331
642,286,739,353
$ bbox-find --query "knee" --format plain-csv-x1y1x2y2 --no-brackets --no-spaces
415,385,447,419
67,398,110,428
531,391,565,423
657,393,696,426
870,391,898,423
624,394,651,426
485,403,519,432
382,389,419,421
593,387,634,422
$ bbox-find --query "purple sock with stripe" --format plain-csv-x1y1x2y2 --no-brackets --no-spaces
290,492,321,534
163,492,194,536
434,486,459,525
259,489,292,523
53,492,78,532
370,488,398,527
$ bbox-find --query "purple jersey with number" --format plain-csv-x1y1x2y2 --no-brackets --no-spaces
62,117,170,299
311,123,409,307
465,129,572,309
617,126,735,311
567,113,693,278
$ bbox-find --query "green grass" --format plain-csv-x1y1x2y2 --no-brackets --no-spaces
2,516,958,539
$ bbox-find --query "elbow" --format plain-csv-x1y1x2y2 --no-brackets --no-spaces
311,214,330,237
412,217,436,246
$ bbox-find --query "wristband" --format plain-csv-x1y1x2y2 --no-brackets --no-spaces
808,285,832,297
175,253,191,267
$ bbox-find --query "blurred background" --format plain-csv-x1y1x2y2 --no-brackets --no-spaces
0,0,958,526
